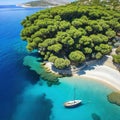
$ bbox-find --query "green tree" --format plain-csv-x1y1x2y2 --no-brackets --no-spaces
26,42,37,51
90,21,103,33
79,36,93,46
59,21,70,31
98,20,109,31
83,47,92,54
64,59,71,67
95,52,103,59
33,37,43,44
72,19,83,28
85,26,93,34
48,56,58,63
95,44,112,55
69,50,85,63
54,58,70,69
57,32,74,46
54,15,61,21
90,34,108,44
36,20,47,28
106,29,116,39
112,54,120,63
78,28,87,36
67,26,82,39
48,43,62,53
116,46,120,54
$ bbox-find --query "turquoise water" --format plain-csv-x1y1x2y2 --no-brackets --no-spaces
12,77,120,120
0,5,120,120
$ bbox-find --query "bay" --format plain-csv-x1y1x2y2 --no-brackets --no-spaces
0,5,120,120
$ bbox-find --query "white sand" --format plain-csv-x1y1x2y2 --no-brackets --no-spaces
44,56,120,90
79,65,120,91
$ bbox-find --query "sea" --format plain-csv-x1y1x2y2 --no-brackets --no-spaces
0,5,120,120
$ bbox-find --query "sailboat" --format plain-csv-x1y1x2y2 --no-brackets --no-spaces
64,88,82,108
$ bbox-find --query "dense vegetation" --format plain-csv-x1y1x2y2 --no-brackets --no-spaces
76,0,120,11
21,2,120,69
112,46,120,64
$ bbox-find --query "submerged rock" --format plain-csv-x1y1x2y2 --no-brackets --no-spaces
23,55,61,86
91,113,101,120
107,92,120,106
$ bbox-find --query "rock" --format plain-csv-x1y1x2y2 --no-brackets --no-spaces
91,113,101,120
107,92,120,106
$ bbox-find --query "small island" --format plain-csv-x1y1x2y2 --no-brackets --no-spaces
18,0,70,8
20,0,120,86
107,92,120,106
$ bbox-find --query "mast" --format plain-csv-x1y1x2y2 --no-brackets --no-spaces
74,87,76,103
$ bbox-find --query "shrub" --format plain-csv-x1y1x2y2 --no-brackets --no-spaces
116,46,120,54
112,54,120,64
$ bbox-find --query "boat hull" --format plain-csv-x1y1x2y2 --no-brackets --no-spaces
64,100,82,108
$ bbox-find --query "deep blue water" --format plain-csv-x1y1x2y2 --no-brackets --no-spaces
0,6,44,120
0,5,120,120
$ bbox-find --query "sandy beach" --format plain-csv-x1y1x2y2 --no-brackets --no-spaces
44,55,120,90
79,65,120,91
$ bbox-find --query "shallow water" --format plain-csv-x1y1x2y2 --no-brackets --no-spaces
11,77,120,120
0,5,120,120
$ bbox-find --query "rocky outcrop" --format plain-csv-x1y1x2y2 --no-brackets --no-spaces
20,0,70,8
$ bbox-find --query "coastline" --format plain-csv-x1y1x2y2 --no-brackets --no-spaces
16,4,50,8
78,65,120,91
44,55,120,90
16,2,69,9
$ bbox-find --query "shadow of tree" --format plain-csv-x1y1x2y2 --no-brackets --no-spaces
113,63,120,72
51,65,72,76
76,56,108,75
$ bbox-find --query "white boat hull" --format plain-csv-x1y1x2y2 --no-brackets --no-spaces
64,100,82,108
